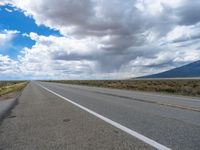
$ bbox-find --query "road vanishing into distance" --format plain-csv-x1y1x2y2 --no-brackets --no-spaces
0,81,200,150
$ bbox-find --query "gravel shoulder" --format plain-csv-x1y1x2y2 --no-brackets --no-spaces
0,92,20,121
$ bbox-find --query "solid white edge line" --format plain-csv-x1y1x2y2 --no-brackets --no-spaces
37,83,171,150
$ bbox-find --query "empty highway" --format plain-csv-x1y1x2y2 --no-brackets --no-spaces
0,81,200,150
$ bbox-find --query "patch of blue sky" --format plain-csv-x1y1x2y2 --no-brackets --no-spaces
0,4,60,59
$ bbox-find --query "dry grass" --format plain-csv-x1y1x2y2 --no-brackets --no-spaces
0,81,28,97
45,80,200,97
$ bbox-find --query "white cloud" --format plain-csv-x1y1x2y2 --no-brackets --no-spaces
28,32,97,55
164,23,200,43
0,54,19,80
15,33,98,79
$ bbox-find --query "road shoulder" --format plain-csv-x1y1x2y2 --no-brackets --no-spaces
0,92,20,121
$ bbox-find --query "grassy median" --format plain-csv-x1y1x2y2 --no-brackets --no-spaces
45,80,200,97
0,81,28,97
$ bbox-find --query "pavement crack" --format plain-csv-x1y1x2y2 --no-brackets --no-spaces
7,115,16,118
63,118,71,122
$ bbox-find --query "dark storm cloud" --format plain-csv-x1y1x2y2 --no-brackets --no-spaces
52,44,163,73
29,0,94,26
18,0,165,49
173,35,200,43
52,52,95,61
177,1,200,25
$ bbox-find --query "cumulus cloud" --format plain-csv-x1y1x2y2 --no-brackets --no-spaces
12,33,97,79
0,0,200,79
0,54,20,80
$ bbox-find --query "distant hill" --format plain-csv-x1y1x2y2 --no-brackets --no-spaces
140,60,200,78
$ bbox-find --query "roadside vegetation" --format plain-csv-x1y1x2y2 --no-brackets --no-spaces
45,80,200,97
0,81,28,97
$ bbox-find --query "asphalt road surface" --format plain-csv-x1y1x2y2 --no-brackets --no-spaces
0,81,200,150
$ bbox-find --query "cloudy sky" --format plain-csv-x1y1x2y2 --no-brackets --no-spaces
0,0,200,80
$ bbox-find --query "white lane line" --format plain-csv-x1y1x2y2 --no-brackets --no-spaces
37,83,171,150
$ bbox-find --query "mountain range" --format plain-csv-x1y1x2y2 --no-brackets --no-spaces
140,60,200,78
